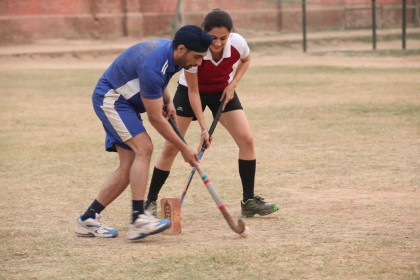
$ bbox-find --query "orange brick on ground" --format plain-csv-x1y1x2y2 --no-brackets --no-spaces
160,198,181,234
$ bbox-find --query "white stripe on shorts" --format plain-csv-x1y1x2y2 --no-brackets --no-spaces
116,78,140,100
101,89,132,142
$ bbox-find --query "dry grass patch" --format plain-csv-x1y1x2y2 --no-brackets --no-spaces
0,57,419,279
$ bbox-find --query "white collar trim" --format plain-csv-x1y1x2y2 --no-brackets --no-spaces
204,36,232,65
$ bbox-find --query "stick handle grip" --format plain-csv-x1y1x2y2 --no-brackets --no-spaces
168,117,186,144
202,97,225,149
209,97,225,135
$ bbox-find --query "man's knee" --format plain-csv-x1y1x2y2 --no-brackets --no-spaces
126,133,154,158
135,140,153,158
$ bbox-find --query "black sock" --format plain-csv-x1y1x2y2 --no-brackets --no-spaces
81,199,105,221
132,200,144,223
239,159,256,202
147,167,170,201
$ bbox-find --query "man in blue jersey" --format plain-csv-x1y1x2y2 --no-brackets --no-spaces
75,25,213,241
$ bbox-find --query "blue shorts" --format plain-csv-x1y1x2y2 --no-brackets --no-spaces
92,89,146,152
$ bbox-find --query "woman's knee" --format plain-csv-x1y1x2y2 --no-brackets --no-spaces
240,134,254,149
161,141,179,159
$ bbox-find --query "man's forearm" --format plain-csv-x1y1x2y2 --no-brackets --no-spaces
149,114,187,152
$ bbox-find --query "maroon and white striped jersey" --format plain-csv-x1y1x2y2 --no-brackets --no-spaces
179,33,250,93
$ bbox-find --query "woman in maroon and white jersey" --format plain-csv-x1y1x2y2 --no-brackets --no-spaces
146,9,280,217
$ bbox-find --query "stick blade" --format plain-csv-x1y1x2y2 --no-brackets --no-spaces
237,218,246,234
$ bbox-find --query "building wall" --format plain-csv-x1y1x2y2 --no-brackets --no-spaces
0,0,416,45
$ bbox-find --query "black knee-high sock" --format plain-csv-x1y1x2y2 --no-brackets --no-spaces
239,159,256,202
132,200,144,223
147,167,170,201
81,199,105,221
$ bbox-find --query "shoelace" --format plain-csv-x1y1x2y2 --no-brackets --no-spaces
143,211,161,223
254,196,266,205
94,214,109,227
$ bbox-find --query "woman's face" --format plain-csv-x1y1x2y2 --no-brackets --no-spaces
208,27,230,54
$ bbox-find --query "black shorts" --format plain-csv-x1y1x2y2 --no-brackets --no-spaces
174,84,243,120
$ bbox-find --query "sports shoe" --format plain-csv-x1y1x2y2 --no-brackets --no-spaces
241,196,280,217
126,211,171,241
144,199,157,217
75,213,118,238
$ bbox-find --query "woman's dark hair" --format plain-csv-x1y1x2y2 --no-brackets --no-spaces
202,8,234,32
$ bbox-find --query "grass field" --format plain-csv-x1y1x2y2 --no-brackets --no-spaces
0,49,419,279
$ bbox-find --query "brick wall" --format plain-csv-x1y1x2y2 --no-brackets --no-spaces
0,0,415,45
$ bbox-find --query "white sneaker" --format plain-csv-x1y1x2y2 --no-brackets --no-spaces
144,199,157,217
126,211,171,241
75,213,118,238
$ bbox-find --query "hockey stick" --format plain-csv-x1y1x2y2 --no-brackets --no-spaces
168,117,248,236
180,98,225,205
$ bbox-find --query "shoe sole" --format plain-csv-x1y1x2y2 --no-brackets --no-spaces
127,221,171,241
75,232,118,238
242,204,280,218
75,223,118,238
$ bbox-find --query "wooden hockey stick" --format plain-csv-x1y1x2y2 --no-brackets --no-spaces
168,117,248,236
180,98,225,205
